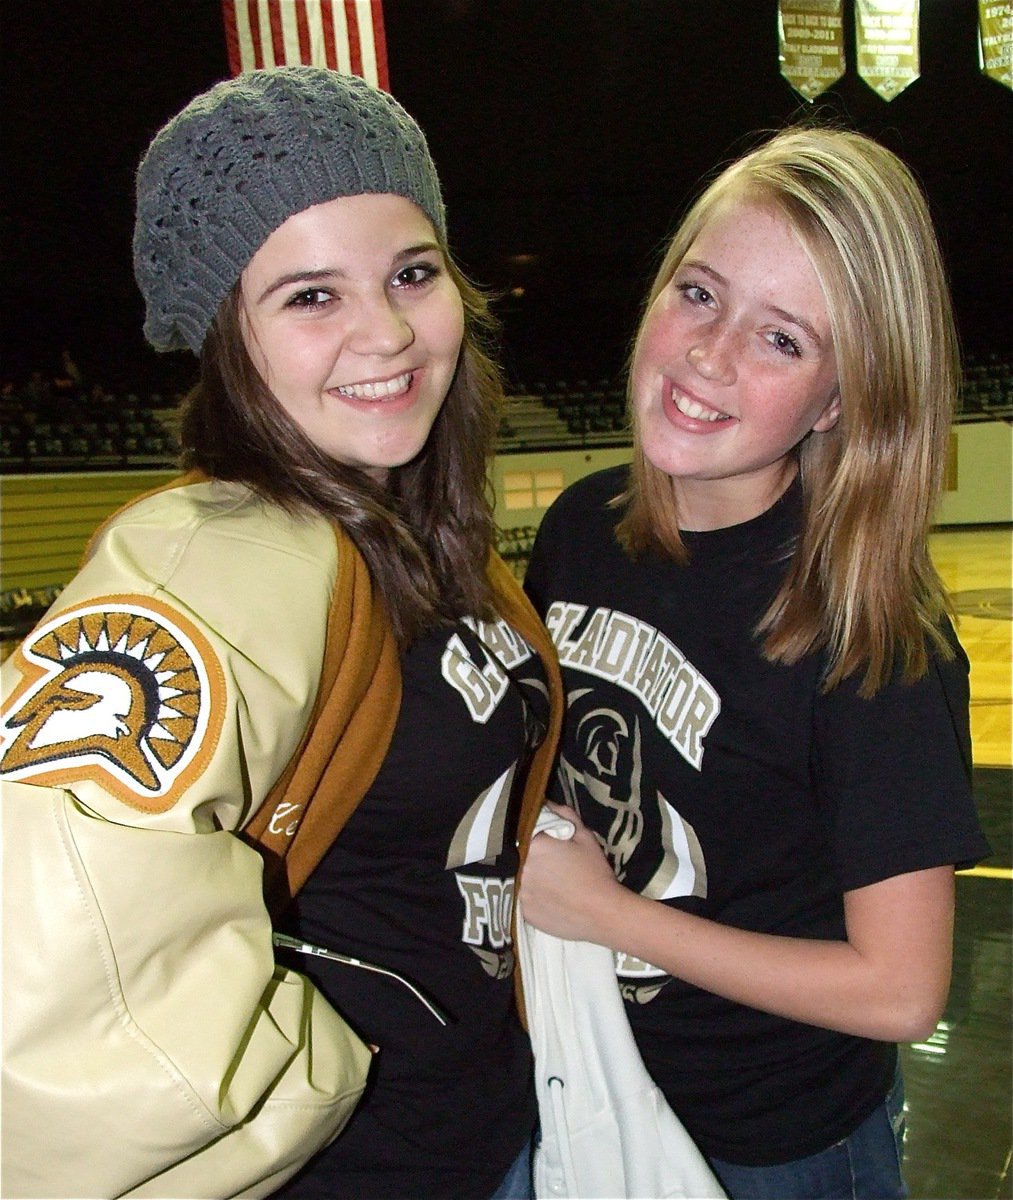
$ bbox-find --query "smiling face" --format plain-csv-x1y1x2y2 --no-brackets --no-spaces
240,193,465,483
631,192,841,530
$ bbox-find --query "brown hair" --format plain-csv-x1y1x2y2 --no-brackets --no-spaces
617,127,959,695
179,253,501,648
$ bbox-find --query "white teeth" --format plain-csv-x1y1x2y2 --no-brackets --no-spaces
337,371,412,400
674,390,729,422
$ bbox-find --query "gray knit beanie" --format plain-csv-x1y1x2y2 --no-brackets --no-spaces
133,67,446,354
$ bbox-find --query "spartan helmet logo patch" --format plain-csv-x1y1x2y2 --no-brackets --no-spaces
0,597,224,812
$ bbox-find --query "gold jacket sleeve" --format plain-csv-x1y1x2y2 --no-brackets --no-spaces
0,479,373,1199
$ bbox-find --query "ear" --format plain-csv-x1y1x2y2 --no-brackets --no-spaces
812,388,841,433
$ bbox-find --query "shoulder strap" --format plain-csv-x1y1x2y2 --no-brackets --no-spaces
242,524,402,915
486,552,564,852
485,553,566,1029
243,545,563,921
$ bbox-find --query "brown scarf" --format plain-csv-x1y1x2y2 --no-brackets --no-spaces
242,526,563,919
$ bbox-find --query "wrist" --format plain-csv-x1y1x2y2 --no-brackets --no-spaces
590,876,645,953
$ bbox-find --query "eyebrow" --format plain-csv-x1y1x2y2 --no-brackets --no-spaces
767,303,824,349
255,241,443,305
678,259,825,349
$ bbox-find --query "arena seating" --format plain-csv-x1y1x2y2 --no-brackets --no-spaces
960,352,1013,419
2,355,1008,471
501,353,1013,450
0,390,181,471
496,378,630,450
495,524,540,579
0,584,64,660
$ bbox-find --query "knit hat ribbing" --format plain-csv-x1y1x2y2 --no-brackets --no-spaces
133,67,446,354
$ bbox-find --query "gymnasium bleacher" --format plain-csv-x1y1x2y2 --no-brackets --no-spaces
959,351,1013,420
2,353,1010,655
496,351,1013,451
3,351,1010,471
0,389,181,472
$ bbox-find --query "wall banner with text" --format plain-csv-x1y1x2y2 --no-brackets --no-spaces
979,1,1012,90
778,0,846,100
855,0,920,99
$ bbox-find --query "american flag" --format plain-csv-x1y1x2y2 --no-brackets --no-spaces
222,0,389,89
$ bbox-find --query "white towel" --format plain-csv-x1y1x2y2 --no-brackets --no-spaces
516,808,726,1199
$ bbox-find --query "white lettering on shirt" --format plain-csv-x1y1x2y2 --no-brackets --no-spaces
457,875,515,948
545,602,720,770
441,618,533,724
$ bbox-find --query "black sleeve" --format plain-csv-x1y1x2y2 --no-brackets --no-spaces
522,477,576,619
813,630,992,892
523,465,628,618
522,519,552,618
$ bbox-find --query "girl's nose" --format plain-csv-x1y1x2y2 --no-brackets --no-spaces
348,295,415,357
687,323,737,385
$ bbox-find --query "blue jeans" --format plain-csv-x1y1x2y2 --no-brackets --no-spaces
709,1067,907,1200
489,1135,534,1200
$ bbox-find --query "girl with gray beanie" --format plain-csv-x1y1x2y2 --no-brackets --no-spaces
0,67,561,1200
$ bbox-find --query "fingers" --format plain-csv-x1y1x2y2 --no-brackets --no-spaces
544,799,583,826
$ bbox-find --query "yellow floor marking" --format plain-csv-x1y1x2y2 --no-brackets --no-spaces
930,527,1012,768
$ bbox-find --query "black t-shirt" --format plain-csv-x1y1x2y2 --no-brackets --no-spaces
525,465,990,1166
274,617,548,1199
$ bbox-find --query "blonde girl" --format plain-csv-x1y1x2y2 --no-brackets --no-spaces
521,127,989,1200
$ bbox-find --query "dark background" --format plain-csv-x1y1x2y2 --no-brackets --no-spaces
4,0,1010,398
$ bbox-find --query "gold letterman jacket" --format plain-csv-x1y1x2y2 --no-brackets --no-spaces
0,475,562,1200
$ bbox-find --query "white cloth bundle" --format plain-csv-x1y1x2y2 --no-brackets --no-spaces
516,808,726,1199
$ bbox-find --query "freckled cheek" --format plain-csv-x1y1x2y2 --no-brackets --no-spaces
635,304,687,369
630,318,670,400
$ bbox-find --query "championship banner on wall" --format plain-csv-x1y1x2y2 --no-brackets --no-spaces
855,0,920,99
978,1,1012,90
778,0,845,100
222,0,389,89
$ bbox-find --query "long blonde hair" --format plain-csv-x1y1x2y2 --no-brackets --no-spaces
617,127,959,695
